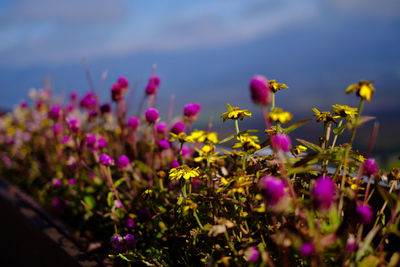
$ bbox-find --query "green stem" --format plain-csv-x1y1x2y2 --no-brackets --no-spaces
330,119,343,150
193,210,203,229
224,231,238,255
349,99,365,146
234,119,240,135
182,180,187,198
271,92,275,110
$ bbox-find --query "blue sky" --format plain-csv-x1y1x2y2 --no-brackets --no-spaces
0,0,400,152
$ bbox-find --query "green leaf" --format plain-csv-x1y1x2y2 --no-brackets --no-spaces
296,138,322,152
114,177,127,189
177,196,184,205
333,124,347,135
83,195,96,209
282,118,312,134
218,134,235,144
293,152,320,168
107,192,114,207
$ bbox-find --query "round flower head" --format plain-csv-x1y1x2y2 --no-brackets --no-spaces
259,176,286,206
66,104,75,113
183,103,201,118
126,217,135,228
272,133,291,152
145,82,157,95
171,121,185,134
100,103,112,114
181,146,192,157
117,155,130,170
68,118,81,133
111,83,123,102
125,234,136,247
170,160,180,169
61,136,70,144
249,75,271,105
312,177,336,211
99,153,114,166
80,92,97,110
86,133,97,150
158,140,170,150
70,91,78,102
145,108,159,124
52,178,62,188
356,204,373,225
20,100,28,108
363,158,378,177
68,178,75,185
244,246,259,262
118,76,129,88
156,122,168,134
97,136,107,149
49,105,62,120
127,116,140,131
111,235,125,251
346,235,357,252
300,242,314,258
53,123,63,136
88,110,98,121
149,75,161,86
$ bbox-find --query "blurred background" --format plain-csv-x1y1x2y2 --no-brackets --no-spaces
0,0,399,167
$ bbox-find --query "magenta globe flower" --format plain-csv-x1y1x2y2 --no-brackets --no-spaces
117,155,130,170
183,103,201,118
80,92,97,110
170,160,180,169
156,122,169,134
125,234,136,247
145,82,157,95
53,123,63,136
49,105,62,120
244,246,259,262
363,158,378,176
126,217,135,228
111,235,125,251
312,177,336,211
259,176,286,206
68,118,81,133
111,83,123,102
356,204,373,225
97,136,107,149
20,100,28,108
127,116,140,131
272,133,291,152
100,103,112,114
300,242,314,258
149,75,161,86
99,153,114,166
249,75,271,105
118,76,129,88
86,133,97,150
171,121,185,134
70,91,78,102
145,108,159,124
158,140,170,150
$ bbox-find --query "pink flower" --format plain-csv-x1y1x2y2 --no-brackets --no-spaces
49,105,62,120
312,177,336,211
183,103,201,118
111,83,123,102
127,117,140,131
356,204,373,225
68,118,81,133
259,176,286,206
97,136,107,149
53,123,63,136
118,76,129,88
117,155,131,170
272,134,291,152
244,247,259,262
300,242,314,258
145,108,159,124
170,160,180,169
155,122,168,134
171,121,185,134
149,75,161,86
99,153,114,166
249,75,271,105
145,82,157,95
158,140,170,150
363,158,378,176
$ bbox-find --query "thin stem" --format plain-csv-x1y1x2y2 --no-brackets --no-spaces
330,119,343,149
193,210,203,229
271,92,275,110
349,99,365,146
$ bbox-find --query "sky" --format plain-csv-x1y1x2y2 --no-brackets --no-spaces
0,0,399,154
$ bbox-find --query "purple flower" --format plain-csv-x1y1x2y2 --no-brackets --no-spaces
244,246,259,262
155,122,168,134
126,217,135,228
111,235,125,251
68,178,76,185
70,91,78,102
86,133,97,150
249,75,271,105
363,158,378,176
149,75,161,86
346,235,357,252
312,177,336,211
181,146,192,157
99,153,114,166
117,155,131,170
145,108,159,124
118,76,129,88
171,121,185,134
68,118,81,133
80,92,97,110
272,134,291,152
61,136,70,144
111,83,123,102
300,242,314,258
170,160,180,169
125,234,136,247
53,123,63,136
158,140,170,150
52,197,67,210
66,104,75,112
356,204,373,225
97,136,107,149
49,105,62,120
145,82,157,95
100,103,112,114
52,178,62,188
259,176,286,205
183,103,201,118
127,116,140,131
20,100,28,108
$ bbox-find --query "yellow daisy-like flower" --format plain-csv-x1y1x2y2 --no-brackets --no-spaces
293,145,307,155
268,79,288,93
268,108,293,124
232,134,261,151
188,130,218,143
312,108,339,123
220,104,252,122
345,80,375,101
332,104,358,120
169,132,196,143
169,165,200,180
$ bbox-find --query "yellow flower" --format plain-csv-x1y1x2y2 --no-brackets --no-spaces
232,134,261,151
188,130,218,143
268,108,293,124
345,80,375,101
169,132,196,143
169,165,200,180
332,104,358,119
268,79,288,93
312,108,339,123
293,145,307,155
220,104,252,122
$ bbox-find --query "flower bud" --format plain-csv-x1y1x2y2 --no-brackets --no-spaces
356,204,373,225
363,158,378,177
